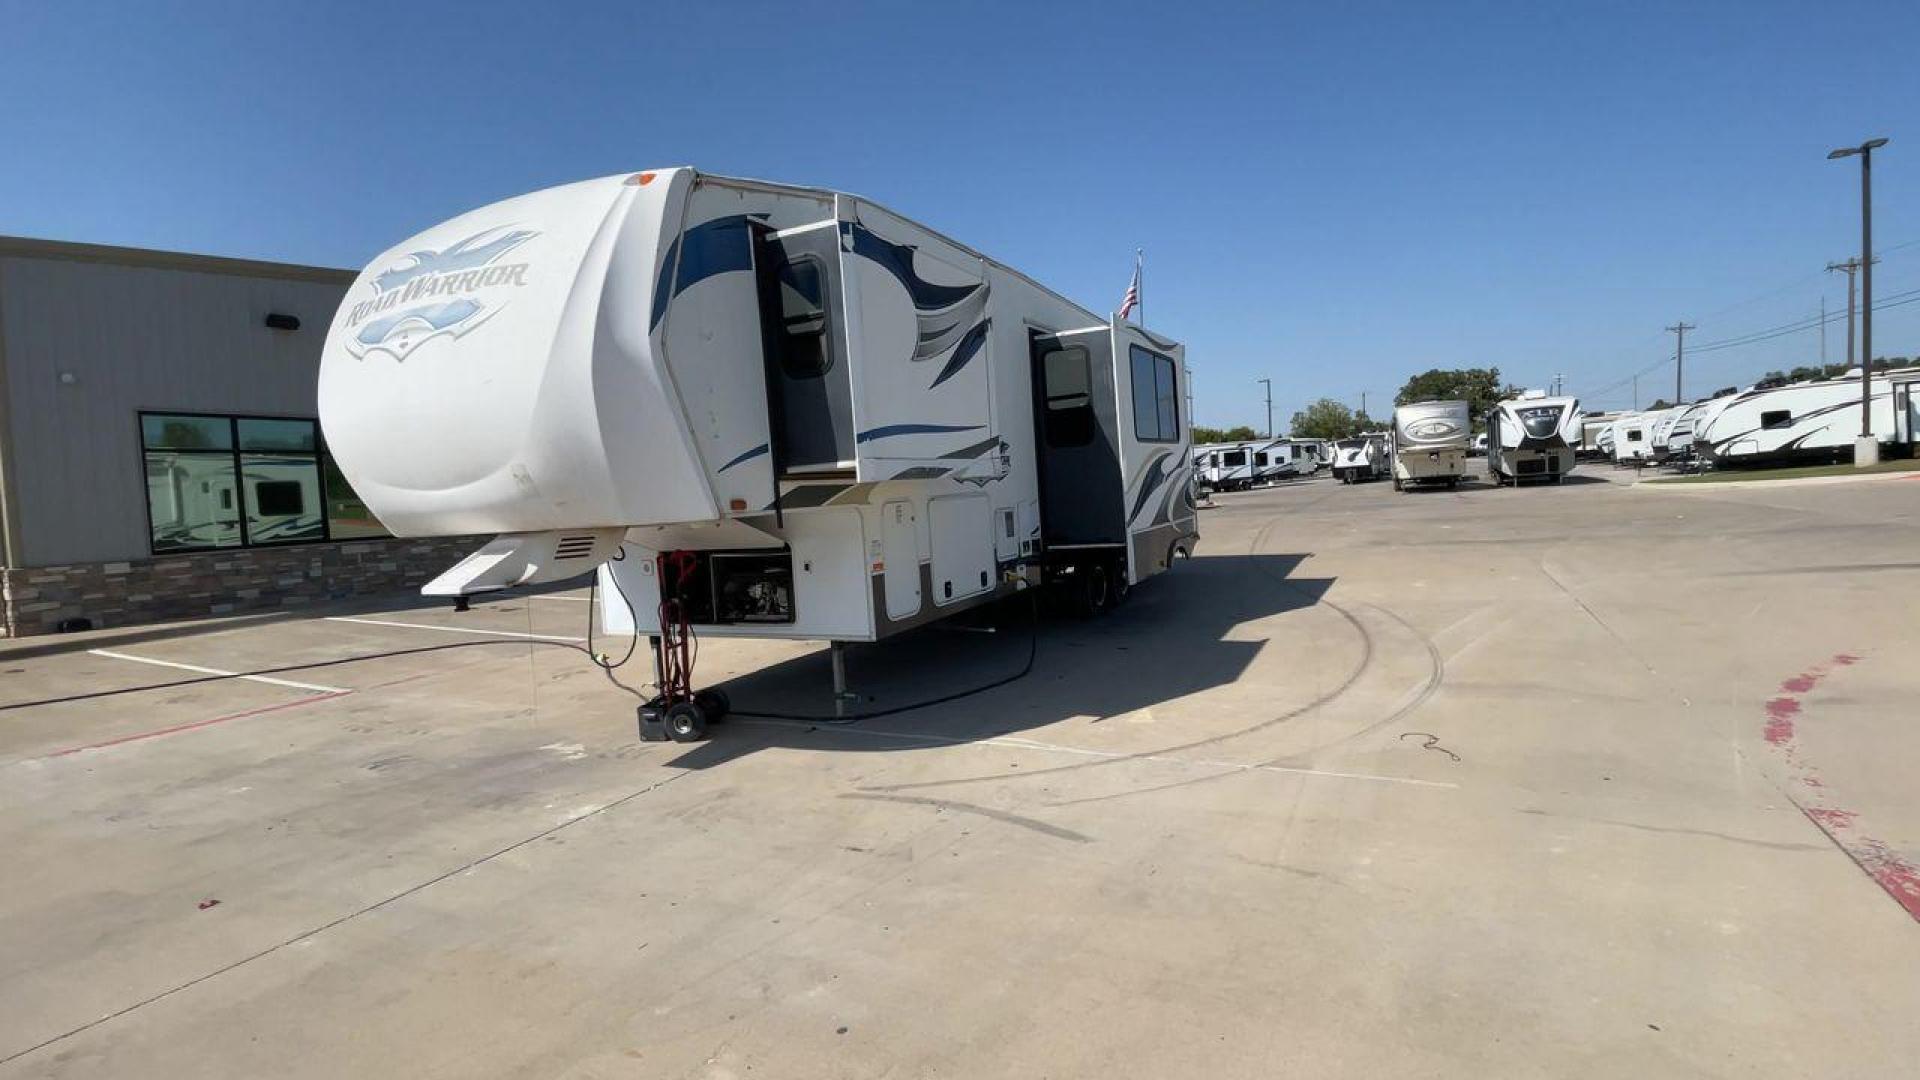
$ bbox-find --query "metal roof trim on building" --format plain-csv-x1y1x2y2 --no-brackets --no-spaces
0,235,355,286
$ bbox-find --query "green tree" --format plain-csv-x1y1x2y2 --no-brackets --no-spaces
1647,398,1673,410
1395,367,1505,426
1288,399,1360,441
1191,424,1259,444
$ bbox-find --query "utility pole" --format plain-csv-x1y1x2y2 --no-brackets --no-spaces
1632,374,1638,410
1256,378,1272,438
1665,322,1694,404
1829,136,1888,457
1819,295,1827,366
1827,259,1860,371
1359,390,1367,419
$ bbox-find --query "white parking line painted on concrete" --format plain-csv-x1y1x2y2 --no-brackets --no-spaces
732,718,1458,790
322,615,586,643
89,649,349,695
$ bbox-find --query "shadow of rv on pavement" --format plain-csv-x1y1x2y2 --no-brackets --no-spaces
657,552,1330,769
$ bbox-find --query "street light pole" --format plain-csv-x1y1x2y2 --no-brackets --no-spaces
1829,136,1888,460
1256,378,1273,438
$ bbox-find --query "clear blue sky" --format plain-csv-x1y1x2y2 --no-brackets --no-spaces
4,0,1916,429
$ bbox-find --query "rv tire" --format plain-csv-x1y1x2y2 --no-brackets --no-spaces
1392,477,1403,492
665,702,709,742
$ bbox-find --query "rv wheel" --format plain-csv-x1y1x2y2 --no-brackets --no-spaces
694,688,731,722
665,701,709,742
1392,478,1403,492
1075,562,1112,617
1106,561,1131,610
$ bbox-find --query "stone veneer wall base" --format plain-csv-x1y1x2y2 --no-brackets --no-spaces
2,536,487,637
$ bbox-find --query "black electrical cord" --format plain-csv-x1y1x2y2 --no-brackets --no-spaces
587,547,639,670
728,590,1041,725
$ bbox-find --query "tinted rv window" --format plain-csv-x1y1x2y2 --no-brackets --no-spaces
1255,452,1268,466
1041,345,1095,447
1130,345,1179,442
1222,449,1247,466
774,255,830,378
1627,430,1642,441
1761,410,1791,430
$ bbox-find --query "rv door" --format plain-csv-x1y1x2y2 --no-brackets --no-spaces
1030,327,1124,548
1112,322,1192,582
752,222,857,473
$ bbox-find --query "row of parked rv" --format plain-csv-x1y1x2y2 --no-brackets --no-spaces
1192,438,1329,491
1578,366,1920,469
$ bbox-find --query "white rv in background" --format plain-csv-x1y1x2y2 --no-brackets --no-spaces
1390,400,1470,491
1579,411,1622,458
1198,441,1260,490
1486,392,1581,484
1259,438,1321,481
1331,434,1391,483
320,169,1197,736
1697,368,1920,465
1609,412,1654,464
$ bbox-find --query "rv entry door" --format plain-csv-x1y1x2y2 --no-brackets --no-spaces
753,222,857,474
1030,327,1124,549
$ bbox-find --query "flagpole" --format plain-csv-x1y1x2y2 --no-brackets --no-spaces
1136,248,1145,329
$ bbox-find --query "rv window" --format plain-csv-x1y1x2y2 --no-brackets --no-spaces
774,255,830,378
1222,449,1247,467
1627,430,1643,442
1130,345,1180,442
1761,409,1791,430
1041,345,1095,447
1255,452,1268,466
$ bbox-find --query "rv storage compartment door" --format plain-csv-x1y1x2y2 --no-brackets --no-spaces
1029,328,1124,547
754,222,857,474
840,216,997,482
928,494,993,605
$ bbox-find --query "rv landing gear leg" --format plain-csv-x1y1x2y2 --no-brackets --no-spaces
831,641,856,718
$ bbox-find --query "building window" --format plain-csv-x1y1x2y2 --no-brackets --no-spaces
140,412,385,554
1129,345,1180,442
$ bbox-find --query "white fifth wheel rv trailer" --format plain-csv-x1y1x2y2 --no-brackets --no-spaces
1486,392,1581,484
320,169,1196,739
1696,367,1920,465
1331,434,1390,483
1253,438,1318,483
1390,400,1470,491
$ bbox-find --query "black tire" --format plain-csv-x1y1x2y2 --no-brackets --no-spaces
1448,477,1460,490
1106,561,1131,610
1392,477,1403,492
665,701,708,742
694,688,731,722
1080,562,1111,616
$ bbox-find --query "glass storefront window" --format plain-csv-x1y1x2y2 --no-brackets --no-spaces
139,412,385,553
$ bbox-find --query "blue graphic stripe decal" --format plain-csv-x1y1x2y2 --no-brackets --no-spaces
855,423,985,444
841,223,982,311
674,215,755,298
716,442,770,473
929,320,990,389
356,299,482,345
649,236,680,330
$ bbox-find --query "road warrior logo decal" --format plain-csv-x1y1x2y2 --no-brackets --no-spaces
344,226,537,360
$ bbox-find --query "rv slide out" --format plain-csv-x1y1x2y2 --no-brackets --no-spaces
320,169,1197,738
1390,400,1470,491
1486,393,1581,485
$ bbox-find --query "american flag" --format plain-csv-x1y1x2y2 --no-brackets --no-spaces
1117,259,1141,320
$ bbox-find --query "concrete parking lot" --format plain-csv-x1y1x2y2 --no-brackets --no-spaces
4,464,1919,1078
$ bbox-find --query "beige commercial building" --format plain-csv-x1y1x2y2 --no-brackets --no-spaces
0,237,471,636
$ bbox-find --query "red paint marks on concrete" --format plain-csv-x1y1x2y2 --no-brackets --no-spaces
1763,652,1920,924
1804,806,1857,830
197,898,221,911
47,690,352,758
1763,697,1800,745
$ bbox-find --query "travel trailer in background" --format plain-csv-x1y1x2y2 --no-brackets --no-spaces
1469,432,1488,456
1579,411,1622,459
1197,441,1259,491
1696,367,1920,466
1390,400,1470,491
1646,407,1683,462
1608,412,1654,464
1486,392,1581,484
320,169,1196,739
1259,438,1321,481
1331,434,1391,483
